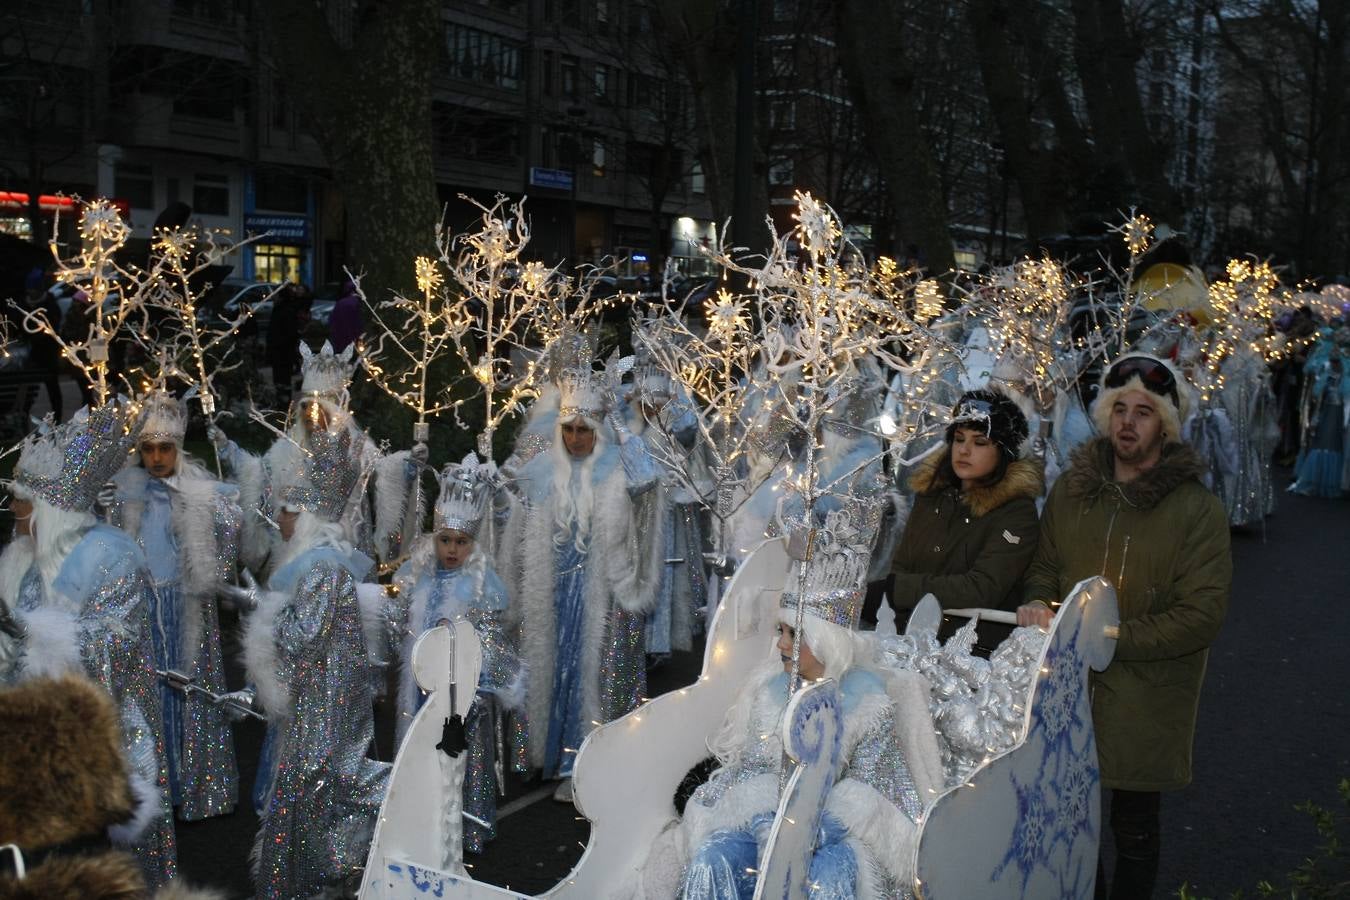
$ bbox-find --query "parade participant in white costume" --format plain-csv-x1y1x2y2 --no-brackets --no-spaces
105,391,243,821
632,499,932,900
0,401,177,887
381,453,526,854
211,340,422,575
235,424,390,900
500,354,664,802
722,394,798,562
626,359,708,658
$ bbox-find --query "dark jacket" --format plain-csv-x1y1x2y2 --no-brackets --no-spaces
1023,437,1231,791
890,451,1044,612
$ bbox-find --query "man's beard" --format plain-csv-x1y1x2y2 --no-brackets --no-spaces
1112,430,1162,465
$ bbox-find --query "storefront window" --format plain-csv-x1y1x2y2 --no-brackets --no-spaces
254,244,302,283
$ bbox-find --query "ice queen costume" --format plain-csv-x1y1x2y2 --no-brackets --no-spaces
0,401,177,887
105,392,242,821
217,340,421,574
1292,329,1350,497
381,454,527,853
500,356,664,777
240,425,390,900
626,362,709,656
635,500,936,900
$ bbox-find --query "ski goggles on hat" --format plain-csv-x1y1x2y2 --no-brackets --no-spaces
950,398,994,433
1104,356,1179,407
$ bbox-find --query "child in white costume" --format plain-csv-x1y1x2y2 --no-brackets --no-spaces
633,499,941,900
381,453,527,853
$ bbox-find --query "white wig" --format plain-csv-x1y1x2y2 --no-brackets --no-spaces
14,485,95,590
548,411,608,553
272,508,347,571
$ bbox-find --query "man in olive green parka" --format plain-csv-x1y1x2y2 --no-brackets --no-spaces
1019,353,1231,899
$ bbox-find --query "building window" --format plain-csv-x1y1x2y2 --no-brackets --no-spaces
691,160,705,195
172,0,235,22
255,171,307,213
446,23,523,91
772,0,797,21
769,98,796,131
434,102,522,166
593,63,611,102
768,157,794,186
115,164,155,210
193,173,230,216
592,139,607,177
595,0,609,33
254,244,302,284
771,45,794,80
561,55,579,97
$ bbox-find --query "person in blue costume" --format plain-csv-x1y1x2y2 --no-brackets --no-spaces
235,425,390,900
210,340,424,577
625,361,709,659
631,499,937,900
500,352,665,803
381,453,526,856
1291,327,1350,497
105,391,242,822
0,401,178,888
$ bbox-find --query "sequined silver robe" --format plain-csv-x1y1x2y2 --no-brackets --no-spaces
108,464,242,820
2,524,178,887
243,543,390,900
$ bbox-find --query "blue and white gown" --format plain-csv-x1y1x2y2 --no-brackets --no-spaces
385,551,527,853
504,435,664,776
108,465,242,821
3,525,178,887
678,668,923,899
242,540,390,900
1293,338,1350,498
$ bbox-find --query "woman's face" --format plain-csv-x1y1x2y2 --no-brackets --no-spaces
435,529,474,570
561,419,596,459
950,426,1000,485
278,508,300,542
139,440,179,479
777,621,824,681
10,497,32,537
300,399,330,435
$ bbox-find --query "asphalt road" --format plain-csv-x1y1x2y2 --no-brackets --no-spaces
176,470,1350,899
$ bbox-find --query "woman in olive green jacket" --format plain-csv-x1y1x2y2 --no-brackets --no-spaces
889,388,1044,623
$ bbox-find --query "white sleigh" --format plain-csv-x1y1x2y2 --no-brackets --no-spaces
359,543,1120,899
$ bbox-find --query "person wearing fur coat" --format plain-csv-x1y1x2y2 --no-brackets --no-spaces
499,356,663,802
104,392,242,822
380,454,526,855
210,340,423,576
888,387,1043,626
630,499,941,900
0,675,222,900
0,401,177,888
237,425,390,900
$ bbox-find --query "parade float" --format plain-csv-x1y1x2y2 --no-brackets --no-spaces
357,534,1120,899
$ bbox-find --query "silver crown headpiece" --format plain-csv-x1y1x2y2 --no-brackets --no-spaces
279,426,362,522
299,340,358,403
779,494,885,630
140,391,188,444
557,350,635,423
15,400,144,512
434,452,496,537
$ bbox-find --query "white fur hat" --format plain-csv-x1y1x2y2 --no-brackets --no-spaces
1091,353,1191,444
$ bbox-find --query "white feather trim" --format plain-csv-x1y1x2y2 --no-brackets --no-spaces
107,766,160,845
356,582,390,668
16,605,83,679
234,447,273,575
241,588,291,720
825,777,919,888
0,536,35,608
882,669,945,806
373,450,418,562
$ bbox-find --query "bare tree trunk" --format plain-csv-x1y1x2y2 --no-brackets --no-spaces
965,0,1068,243
255,0,440,298
835,0,956,275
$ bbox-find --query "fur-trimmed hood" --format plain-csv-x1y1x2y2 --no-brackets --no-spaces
1063,437,1207,511
908,451,1045,518
0,675,134,850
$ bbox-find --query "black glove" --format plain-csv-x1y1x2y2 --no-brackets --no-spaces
435,714,468,759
